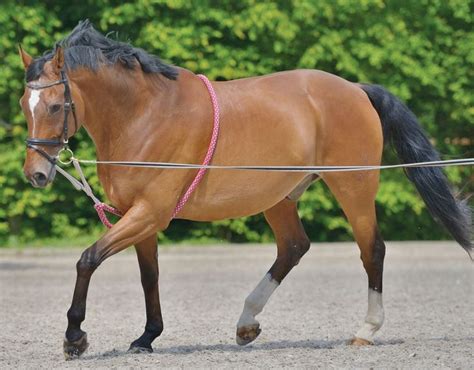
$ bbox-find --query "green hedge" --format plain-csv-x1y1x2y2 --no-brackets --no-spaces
0,0,472,245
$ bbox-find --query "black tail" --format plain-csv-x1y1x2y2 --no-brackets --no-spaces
361,84,472,257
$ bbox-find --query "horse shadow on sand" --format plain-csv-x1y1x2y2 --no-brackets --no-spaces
81,338,405,361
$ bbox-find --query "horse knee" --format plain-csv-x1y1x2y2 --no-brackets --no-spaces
76,244,101,274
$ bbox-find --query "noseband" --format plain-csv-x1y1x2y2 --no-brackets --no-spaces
26,70,78,164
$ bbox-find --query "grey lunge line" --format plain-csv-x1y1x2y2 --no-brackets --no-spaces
54,157,472,228
76,157,474,173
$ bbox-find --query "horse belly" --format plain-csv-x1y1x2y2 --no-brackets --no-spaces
178,171,308,221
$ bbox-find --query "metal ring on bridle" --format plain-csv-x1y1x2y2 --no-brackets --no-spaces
57,147,75,165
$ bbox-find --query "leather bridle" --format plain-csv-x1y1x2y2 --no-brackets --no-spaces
26,70,78,164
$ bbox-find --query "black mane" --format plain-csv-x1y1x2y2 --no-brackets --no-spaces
26,20,178,82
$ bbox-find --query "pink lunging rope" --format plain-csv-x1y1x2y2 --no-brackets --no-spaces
94,74,220,227
172,74,220,217
94,202,123,229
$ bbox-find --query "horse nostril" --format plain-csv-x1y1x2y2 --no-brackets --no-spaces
33,172,48,187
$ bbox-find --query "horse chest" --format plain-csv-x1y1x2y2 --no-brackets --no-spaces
97,170,133,210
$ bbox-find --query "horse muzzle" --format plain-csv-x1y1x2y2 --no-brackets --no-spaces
24,165,56,188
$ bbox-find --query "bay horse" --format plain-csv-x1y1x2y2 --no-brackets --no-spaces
19,21,471,359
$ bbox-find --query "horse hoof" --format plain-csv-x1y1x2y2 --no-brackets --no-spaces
128,344,153,354
63,333,89,360
236,324,261,346
349,337,374,346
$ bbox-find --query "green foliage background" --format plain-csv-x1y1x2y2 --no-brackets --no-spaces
0,0,472,246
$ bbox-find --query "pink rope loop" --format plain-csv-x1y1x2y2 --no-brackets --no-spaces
93,74,218,227
172,74,220,218
94,202,123,229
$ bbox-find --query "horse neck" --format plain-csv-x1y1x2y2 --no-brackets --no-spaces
70,66,179,160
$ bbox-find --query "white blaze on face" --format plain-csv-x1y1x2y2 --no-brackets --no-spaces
237,273,279,328
355,289,384,342
28,89,41,136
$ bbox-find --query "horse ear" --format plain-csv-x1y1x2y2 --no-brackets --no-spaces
19,45,33,70
52,46,65,72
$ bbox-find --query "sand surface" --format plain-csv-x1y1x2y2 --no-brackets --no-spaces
0,242,472,368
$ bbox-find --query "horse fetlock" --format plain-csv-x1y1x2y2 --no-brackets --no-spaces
365,312,384,329
355,320,382,343
237,310,259,328
128,321,163,353
67,308,85,326
129,335,154,353
145,321,164,338
350,288,384,344
63,332,89,360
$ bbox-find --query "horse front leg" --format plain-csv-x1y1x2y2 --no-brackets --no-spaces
236,199,310,345
128,235,163,353
63,204,161,360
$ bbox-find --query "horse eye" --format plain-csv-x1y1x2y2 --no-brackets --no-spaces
48,104,62,115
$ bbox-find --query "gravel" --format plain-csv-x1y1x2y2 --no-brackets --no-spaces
0,241,472,368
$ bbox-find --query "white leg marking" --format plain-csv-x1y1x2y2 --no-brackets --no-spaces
355,289,384,342
237,273,279,328
28,89,41,135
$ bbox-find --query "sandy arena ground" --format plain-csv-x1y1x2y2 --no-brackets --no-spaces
0,242,472,368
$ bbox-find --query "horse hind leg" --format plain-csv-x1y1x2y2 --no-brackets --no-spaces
322,171,386,345
236,198,310,345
